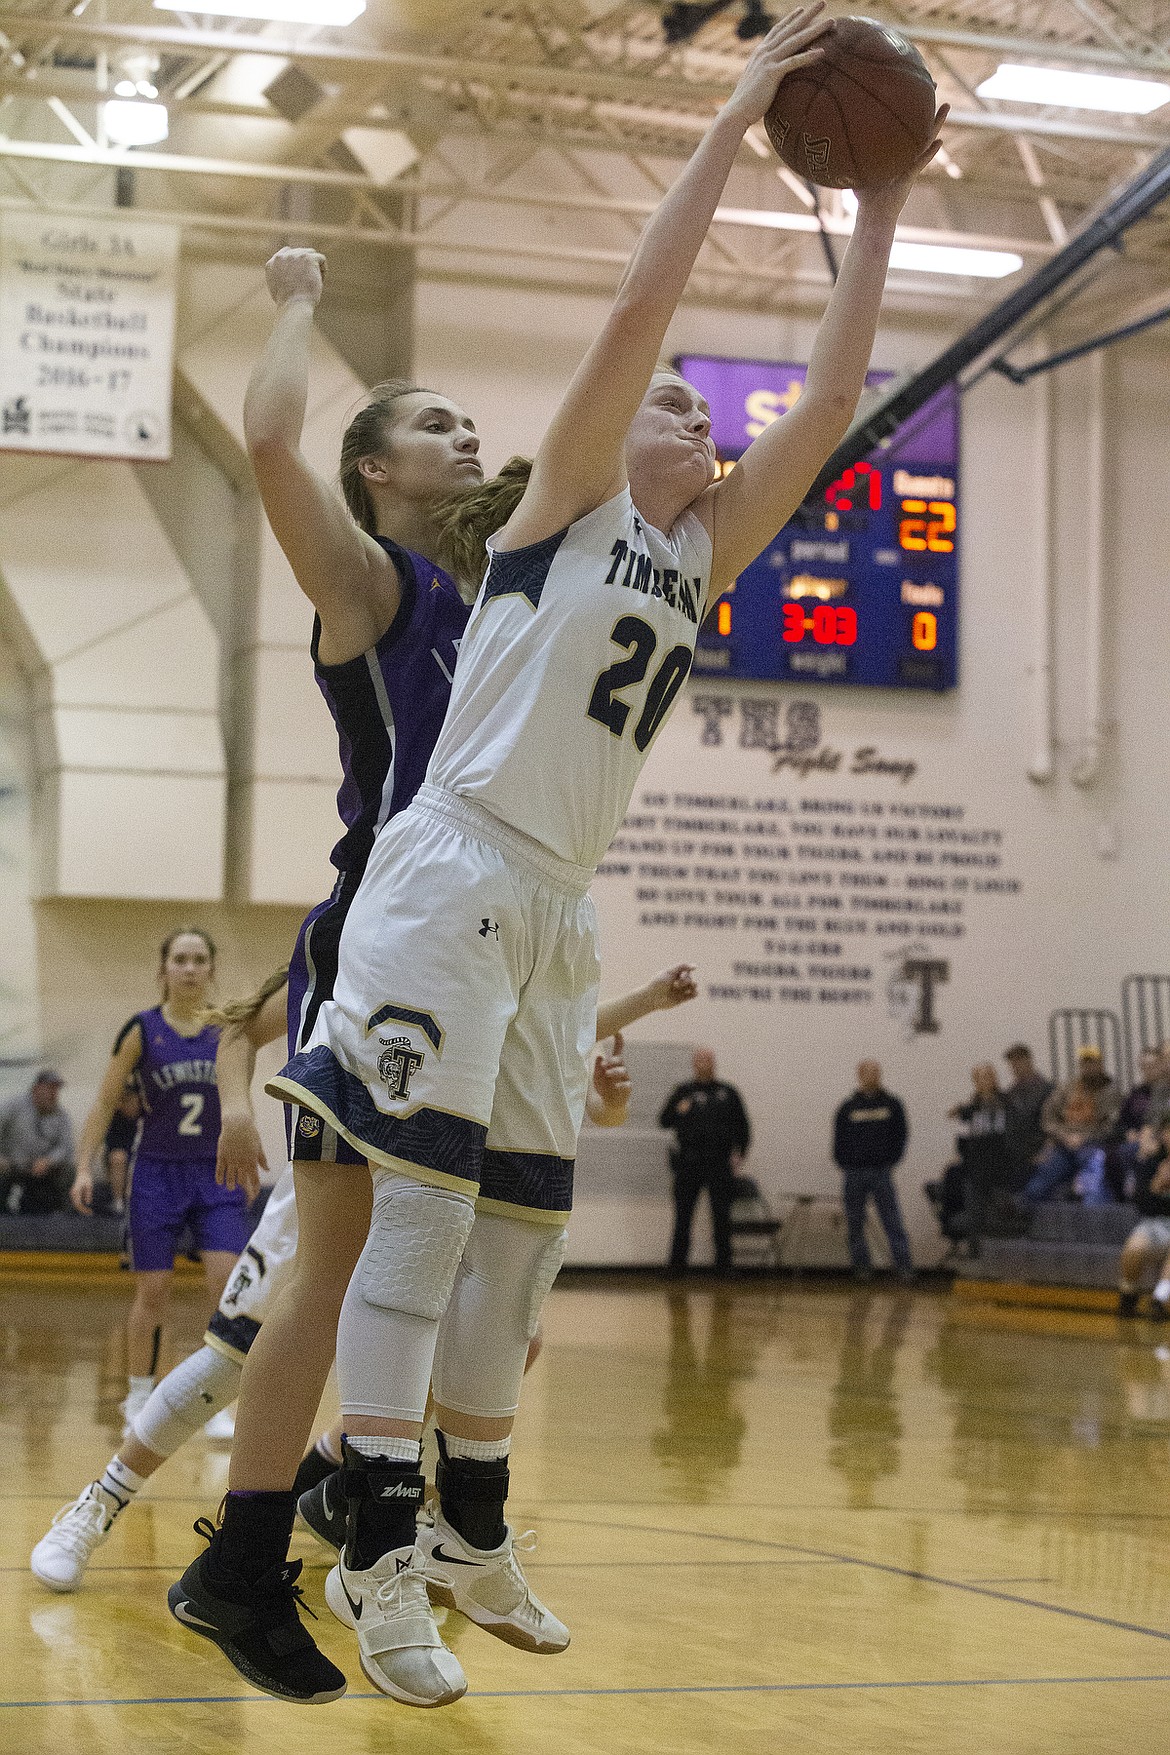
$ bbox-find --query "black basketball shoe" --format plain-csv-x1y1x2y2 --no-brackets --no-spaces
168,1519,347,1703
293,1442,341,1502
297,1469,346,1553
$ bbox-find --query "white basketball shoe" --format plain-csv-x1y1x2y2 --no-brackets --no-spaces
324,1545,467,1708
416,1513,570,1653
30,1484,117,1592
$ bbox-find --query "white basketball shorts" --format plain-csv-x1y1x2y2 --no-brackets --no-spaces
204,1164,299,1360
268,785,601,1225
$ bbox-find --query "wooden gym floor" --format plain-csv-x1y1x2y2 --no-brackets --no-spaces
4,1271,1170,1754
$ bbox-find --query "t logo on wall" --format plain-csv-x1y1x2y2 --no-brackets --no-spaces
886,947,949,1036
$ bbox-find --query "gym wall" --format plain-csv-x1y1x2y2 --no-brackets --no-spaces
416,272,1170,1263
0,244,1167,1263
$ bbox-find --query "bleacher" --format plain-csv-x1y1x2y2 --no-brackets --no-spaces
956,1202,1138,1290
957,974,1170,1299
0,1210,124,1253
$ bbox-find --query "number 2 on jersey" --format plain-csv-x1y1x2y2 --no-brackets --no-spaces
587,615,693,753
178,1093,204,1137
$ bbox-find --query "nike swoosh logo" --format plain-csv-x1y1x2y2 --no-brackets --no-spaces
431,1544,480,1568
173,1601,219,1631
341,1574,363,1620
321,1479,335,1522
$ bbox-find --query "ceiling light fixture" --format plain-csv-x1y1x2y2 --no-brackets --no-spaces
719,201,1023,276
838,192,1018,273
103,99,169,147
154,0,366,22
888,241,1023,277
976,63,1170,114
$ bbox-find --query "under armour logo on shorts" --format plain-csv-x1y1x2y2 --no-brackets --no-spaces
479,919,500,939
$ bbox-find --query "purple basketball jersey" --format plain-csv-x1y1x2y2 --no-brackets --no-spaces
312,538,469,889
118,1007,221,1161
283,543,469,1163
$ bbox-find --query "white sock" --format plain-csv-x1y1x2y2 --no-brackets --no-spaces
315,1431,341,1466
345,1433,421,1466
96,1455,145,1518
1155,1279,1170,1304
440,1430,511,1462
127,1373,154,1401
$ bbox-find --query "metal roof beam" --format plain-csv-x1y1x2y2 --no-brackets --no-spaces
0,10,1166,89
0,134,1052,257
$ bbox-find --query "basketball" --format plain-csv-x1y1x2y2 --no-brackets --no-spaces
764,15,937,190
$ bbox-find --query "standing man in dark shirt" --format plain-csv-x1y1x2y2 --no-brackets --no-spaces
659,1048,751,1274
833,1061,913,1282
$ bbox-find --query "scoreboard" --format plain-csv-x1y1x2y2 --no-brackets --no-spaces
677,354,960,691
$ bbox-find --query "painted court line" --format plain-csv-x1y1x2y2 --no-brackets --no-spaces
538,1515,1170,1645
5,1557,845,1577
5,1675,1170,1709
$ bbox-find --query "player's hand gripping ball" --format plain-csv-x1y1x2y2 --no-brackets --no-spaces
765,15,937,189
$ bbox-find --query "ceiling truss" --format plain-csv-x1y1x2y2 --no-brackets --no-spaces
0,2,1167,313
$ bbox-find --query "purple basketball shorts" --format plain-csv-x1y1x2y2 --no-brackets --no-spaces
128,1154,249,1272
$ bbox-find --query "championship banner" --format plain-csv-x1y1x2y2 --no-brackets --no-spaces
0,210,179,461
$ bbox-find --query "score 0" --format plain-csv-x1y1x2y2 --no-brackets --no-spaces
911,610,937,651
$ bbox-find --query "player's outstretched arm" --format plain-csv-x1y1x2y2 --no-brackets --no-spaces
71,1026,143,1216
498,7,833,550
707,112,947,594
215,982,287,1200
596,963,699,1042
243,247,400,658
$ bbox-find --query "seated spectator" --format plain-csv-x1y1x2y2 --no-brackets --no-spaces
1025,1061,1118,1204
1129,1042,1170,1185
0,1070,75,1215
1118,1123,1170,1319
1116,1047,1163,1200
1002,1043,1055,1187
1068,1043,1120,1129
1121,1048,1162,1139
101,1084,140,1216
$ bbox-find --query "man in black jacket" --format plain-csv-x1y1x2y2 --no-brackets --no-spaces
659,1049,751,1274
833,1062,914,1282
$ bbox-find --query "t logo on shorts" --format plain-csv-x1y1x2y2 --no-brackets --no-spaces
378,1036,425,1102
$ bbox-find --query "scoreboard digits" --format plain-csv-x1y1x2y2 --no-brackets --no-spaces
678,354,960,692
899,499,955,553
781,603,858,646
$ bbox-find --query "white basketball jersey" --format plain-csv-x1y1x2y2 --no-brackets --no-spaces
428,488,712,869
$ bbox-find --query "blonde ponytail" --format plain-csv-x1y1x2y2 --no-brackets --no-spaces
435,456,533,587
201,965,289,1034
